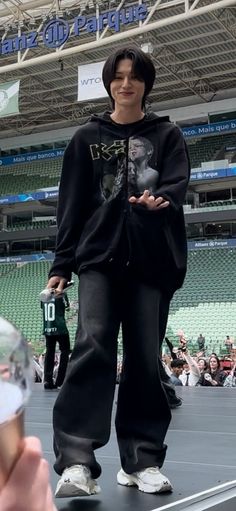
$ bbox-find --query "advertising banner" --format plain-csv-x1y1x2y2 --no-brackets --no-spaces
0,3,148,56
190,169,227,181
0,81,20,117
182,119,236,138
0,253,54,264
2,239,236,264
0,148,64,167
188,239,236,250
0,190,59,205
78,61,107,101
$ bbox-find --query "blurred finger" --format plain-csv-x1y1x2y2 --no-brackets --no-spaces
129,196,137,203
137,197,146,205
154,197,165,206
155,201,170,210
45,486,57,511
47,277,60,290
55,278,67,294
4,437,42,494
23,436,42,454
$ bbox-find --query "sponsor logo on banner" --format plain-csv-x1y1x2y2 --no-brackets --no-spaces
190,169,226,181
0,81,20,117
43,19,70,48
78,61,107,101
188,239,236,250
0,3,147,56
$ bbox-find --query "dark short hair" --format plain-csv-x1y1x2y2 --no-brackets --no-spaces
102,46,156,109
171,359,185,369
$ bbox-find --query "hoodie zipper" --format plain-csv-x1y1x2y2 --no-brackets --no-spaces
107,137,131,267
125,136,132,267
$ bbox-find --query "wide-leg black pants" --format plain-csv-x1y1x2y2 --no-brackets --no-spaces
53,269,171,478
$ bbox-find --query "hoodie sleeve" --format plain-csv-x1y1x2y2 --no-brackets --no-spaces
156,125,190,211
49,131,93,281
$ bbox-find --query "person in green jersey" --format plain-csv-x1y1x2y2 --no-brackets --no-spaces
41,291,70,390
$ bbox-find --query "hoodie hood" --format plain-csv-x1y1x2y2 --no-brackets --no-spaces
90,110,170,126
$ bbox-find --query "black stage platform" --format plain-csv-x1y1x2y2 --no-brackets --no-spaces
25,386,236,511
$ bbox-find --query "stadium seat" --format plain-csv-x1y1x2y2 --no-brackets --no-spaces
0,158,62,197
1,248,236,356
168,247,236,354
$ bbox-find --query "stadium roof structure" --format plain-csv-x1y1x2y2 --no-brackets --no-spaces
0,0,236,139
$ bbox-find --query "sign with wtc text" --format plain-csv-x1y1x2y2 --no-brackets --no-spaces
78,61,107,102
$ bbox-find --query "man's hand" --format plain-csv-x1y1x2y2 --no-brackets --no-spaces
129,190,170,211
47,276,67,295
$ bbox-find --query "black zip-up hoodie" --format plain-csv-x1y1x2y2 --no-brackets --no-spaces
49,112,190,296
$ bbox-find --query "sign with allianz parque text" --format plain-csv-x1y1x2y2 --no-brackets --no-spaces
0,3,148,56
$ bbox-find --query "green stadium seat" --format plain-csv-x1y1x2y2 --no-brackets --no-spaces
0,158,62,197
167,247,236,355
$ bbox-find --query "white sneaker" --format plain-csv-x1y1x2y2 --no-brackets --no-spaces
55,465,101,498
117,467,172,494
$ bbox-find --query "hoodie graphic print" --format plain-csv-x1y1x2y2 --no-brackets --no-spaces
90,136,158,201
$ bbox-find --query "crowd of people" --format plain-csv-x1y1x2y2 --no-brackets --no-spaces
160,331,236,388
33,330,236,396
33,331,236,390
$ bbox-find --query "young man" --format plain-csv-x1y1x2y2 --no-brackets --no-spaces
47,46,190,498
41,291,70,389
170,360,185,386
179,351,201,386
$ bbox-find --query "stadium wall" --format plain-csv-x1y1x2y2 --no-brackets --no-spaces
1,238,236,264
0,97,236,150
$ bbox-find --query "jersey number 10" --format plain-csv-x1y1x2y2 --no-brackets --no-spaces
44,302,55,321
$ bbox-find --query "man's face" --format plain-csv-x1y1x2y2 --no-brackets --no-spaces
173,366,183,377
183,363,190,374
110,59,145,110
